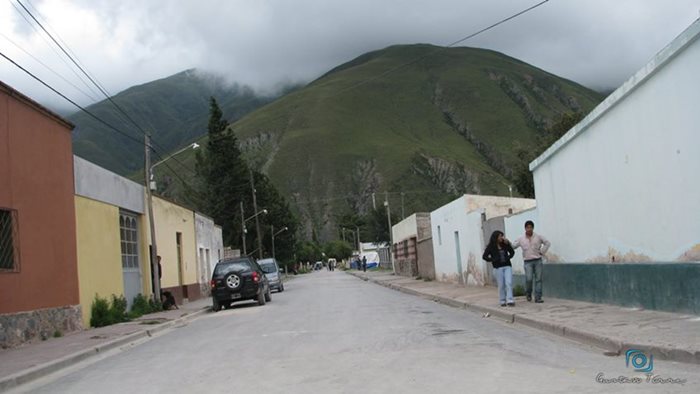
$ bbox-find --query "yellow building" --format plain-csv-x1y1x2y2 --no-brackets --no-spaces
74,157,152,326
152,196,200,304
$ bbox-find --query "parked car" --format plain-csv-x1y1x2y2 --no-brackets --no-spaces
210,257,271,311
258,258,284,292
313,261,323,270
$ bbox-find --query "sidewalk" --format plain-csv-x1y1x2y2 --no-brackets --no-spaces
347,270,700,365
0,297,211,392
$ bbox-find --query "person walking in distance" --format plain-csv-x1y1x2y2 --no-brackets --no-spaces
512,220,551,303
482,231,515,307
362,256,367,272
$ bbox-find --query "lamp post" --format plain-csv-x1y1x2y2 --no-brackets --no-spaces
145,138,199,301
149,142,199,191
241,208,267,256
271,225,288,259
384,197,395,274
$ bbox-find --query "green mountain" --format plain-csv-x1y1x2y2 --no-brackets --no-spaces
70,69,281,175
202,44,603,239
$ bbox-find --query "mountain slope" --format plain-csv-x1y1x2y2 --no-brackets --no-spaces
70,69,279,175
213,44,603,239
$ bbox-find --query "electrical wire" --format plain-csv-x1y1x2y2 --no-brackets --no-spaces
330,0,550,97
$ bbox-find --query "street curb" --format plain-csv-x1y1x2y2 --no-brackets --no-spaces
0,307,210,392
346,272,700,365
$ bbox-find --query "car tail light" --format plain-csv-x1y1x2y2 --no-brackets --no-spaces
252,271,259,283
210,279,216,288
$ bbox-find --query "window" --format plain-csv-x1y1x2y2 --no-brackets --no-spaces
0,209,19,272
120,212,140,269
437,225,442,246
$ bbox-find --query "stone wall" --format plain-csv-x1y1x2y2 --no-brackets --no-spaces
0,305,82,349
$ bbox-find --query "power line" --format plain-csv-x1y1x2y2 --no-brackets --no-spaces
0,50,195,189
14,0,196,176
330,0,550,97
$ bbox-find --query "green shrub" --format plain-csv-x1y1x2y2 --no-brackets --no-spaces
513,284,526,297
90,295,112,327
109,295,128,324
148,297,163,313
130,294,151,318
53,330,63,338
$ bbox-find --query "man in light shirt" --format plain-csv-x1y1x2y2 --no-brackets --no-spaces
511,220,550,303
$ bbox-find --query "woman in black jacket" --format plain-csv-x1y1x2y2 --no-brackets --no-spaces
482,230,515,307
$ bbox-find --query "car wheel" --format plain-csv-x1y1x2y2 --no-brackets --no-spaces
264,286,272,302
257,289,266,306
225,273,241,289
279,282,285,292
212,298,221,312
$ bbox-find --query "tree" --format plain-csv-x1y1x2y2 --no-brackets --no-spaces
323,240,353,260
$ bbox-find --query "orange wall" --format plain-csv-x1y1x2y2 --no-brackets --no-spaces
0,86,79,313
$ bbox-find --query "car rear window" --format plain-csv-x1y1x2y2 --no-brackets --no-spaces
259,262,277,273
214,260,252,275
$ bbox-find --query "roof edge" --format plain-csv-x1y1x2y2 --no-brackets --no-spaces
0,80,75,130
529,18,700,172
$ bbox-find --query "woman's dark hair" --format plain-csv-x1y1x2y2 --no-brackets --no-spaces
487,230,504,251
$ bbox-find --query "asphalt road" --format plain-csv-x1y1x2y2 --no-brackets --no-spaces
16,271,699,393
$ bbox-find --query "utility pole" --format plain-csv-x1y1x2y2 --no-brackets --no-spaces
355,226,361,252
240,201,246,255
401,192,405,220
372,192,376,210
145,134,161,300
341,227,346,242
384,193,395,274
271,224,275,259
249,169,263,259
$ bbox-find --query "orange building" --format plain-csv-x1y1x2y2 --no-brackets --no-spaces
0,81,81,348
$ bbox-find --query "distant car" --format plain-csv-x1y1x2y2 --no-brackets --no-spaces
210,257,271,311
314,261,323,270
258,258,284,292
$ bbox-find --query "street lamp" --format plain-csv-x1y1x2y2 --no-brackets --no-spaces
149,142,200,191
240,207,267,256
271,225,288,259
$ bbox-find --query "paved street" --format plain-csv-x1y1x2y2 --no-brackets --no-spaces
14,271,698,393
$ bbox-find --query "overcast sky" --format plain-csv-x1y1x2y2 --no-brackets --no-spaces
1,0,699,112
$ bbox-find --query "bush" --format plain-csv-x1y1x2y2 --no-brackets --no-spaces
109,295,128,324
129,294,150,318
513,284,526,297
90,295,113,327
149,297,163,313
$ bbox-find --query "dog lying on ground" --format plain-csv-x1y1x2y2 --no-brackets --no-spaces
161,291,179,310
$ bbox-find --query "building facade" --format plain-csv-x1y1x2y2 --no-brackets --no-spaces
195,212,224,297
391,213,434,279
0,82,81,347
74,156,151,325
430,195,536,286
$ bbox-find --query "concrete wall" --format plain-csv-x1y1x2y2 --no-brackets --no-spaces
392,214,418,243
0,82,80,314
530,21,700,263
195,213,224,297
416,237,435,280
504,208,539,275
0,82,81,347
74,196,124,326
152,197,198,304
543,263,700,314
74,156,144,214
431,196,487,286
431,195,537,286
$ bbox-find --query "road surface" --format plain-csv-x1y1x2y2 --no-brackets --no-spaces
16,271,698,393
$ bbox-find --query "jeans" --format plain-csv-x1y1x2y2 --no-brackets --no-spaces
524,258,543,300
493,266,513,304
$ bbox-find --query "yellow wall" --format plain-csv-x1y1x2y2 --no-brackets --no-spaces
75,196,124,326
152,197,197,289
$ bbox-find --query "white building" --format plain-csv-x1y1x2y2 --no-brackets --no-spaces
430,195,536,286
529,18,700,263
194,212,224,296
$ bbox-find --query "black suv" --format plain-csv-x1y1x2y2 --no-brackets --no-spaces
210,257,271,311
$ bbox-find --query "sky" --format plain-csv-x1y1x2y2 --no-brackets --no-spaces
1,0,699,113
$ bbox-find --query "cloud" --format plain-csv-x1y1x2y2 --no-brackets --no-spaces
1,0,699,112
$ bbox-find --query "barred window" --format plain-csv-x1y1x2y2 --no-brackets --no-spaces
119,212,140,269
0,209,19,272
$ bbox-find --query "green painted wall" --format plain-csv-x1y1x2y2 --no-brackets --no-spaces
514,263,700,314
